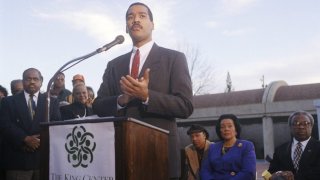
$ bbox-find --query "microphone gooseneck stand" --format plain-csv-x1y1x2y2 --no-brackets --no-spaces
45,35,125,122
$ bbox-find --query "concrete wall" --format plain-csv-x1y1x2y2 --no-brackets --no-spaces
177,99,318,159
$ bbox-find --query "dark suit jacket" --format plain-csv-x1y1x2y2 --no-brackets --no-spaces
0,91,61,170
60,102,94,120
200,140,256,180
93,43,194,178
268,138,320,180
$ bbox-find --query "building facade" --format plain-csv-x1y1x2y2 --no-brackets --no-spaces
178,81,320,159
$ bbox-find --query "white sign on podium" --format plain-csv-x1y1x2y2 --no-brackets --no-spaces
49,121,115,180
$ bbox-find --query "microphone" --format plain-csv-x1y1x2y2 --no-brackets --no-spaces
45,35,125,122
98,35,125,52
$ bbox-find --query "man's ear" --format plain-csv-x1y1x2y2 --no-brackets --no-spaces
126,26,128,33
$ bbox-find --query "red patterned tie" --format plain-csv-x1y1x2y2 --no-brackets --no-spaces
131,49,140,79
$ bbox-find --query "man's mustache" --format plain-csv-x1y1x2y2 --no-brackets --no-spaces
131,23,142,30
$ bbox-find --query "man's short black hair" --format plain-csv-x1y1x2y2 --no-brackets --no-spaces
126,2,153,22
22,68,43,82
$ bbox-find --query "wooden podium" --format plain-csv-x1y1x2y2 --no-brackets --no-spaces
40,117,169,180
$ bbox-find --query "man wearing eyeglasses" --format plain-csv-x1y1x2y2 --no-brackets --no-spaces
267,110,320,180
0,68,61,180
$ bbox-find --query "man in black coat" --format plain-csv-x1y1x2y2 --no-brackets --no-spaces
268,110,320,180
93,2,193,179
0,68,61,180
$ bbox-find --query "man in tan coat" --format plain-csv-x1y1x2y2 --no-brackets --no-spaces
183,125,212,180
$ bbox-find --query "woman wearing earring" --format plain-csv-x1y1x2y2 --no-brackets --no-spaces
200,114,256,180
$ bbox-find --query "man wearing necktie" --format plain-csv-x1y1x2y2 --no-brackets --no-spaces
0,68,61,180
268,111,320,180
28,94,36,120
93,2,193,179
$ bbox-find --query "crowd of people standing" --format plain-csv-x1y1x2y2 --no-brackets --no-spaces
0,69,96,180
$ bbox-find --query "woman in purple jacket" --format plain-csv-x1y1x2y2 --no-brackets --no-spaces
200,114,256,180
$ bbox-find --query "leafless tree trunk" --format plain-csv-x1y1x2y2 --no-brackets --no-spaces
178,43,215,96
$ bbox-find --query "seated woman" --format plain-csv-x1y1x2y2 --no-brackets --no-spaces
200,114,256,180
60,83,94,120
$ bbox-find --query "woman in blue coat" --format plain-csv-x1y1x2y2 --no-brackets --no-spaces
200,114,256,180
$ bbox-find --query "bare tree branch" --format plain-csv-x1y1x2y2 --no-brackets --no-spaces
178,43,215,96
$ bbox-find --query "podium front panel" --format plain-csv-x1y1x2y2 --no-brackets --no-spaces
40,117,169,180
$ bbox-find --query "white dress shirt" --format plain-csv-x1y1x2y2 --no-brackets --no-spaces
291,137,310,160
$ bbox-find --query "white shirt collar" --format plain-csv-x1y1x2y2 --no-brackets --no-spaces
132,40,154,53
130,41,154,75
291,136,311,155
24,90,40,105
291,136,311,159
293,136,311,147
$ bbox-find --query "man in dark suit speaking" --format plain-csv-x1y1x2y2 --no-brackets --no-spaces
0,68,61,180
92,2,193,179
268,111,320,180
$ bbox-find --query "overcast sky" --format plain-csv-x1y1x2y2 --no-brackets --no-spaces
1,0,320,95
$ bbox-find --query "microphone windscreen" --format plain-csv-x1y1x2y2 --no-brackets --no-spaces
116,35,125,44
